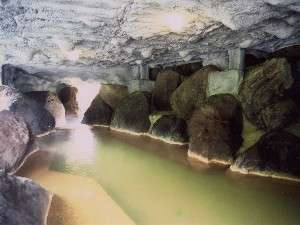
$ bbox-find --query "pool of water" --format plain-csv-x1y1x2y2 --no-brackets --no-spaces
28,126,300,225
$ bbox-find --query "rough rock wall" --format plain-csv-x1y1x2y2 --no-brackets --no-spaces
0,0,299,78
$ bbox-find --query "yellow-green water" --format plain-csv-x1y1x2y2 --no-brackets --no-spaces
35,127,300,225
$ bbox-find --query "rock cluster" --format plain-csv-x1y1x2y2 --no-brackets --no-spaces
79,54,300,181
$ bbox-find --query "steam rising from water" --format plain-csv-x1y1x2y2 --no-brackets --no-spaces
61,78,101,127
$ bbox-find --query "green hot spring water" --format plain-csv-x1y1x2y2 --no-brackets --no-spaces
35,126,300,225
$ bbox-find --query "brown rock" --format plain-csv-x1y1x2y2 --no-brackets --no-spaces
188,94,243,165
240,58,298,131
171,65,220,119
58,85,79,118
152,70,181,111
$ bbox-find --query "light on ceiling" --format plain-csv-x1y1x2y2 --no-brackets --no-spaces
162,11,189,32
66,50,80,61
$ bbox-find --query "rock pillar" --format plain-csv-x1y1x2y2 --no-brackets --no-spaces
128,63,155,93
207,48,245,97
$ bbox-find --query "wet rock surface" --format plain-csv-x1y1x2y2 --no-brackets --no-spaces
0,173,52,225
171,65,220,119
240,58,299,131
152,70,181,111
10,97,55,135
58,85,79,118
150,115,188,143
99,84,129,110
188,94,243,165
232,131,300,179
0,111,33,173
25,91,65,127
111,92,151,133
82,94,112,126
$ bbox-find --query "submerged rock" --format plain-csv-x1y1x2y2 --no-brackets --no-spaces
240,58,298,131
10,97,55,136
171,65,220,119
150,115,188,143
58,85,79,118
152,70,181,111
99,84,129,110
25,91,66,127
82,94,112,126
231,131,300,179
111,92,151,133
0,111,33,173
0,173,52,225
188,94,243,165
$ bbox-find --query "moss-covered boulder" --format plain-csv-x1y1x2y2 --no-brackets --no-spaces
188,94,243,165
111,92,151,133
25,91,65,127
231,131,300,179
152,70,181,111
170,65,220,119
82,94,112,126
150,115,188,143
239,58,299,131
99,84,129,110
58,85,79,118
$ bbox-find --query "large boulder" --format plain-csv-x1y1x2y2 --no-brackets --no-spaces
58,85,79,118
0,111,33,173
111,92,151,133
170,65,220,119
0,85,20,111
231,131,300,179
152,70,181,111
25,91,66,127
10,97,55,135
99,84,129,110
150,115,188,143
188,94,243,165
0,173,52,225
239,58,299,131
82,94,112,126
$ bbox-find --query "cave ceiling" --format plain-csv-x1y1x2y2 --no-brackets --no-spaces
0,0,300,71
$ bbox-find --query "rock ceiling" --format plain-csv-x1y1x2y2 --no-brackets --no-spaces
0,0,300,71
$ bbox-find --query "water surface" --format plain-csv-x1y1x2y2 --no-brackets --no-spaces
25,127,300,225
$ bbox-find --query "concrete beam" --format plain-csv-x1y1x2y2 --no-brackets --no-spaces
207,70,243,97
228,48,245,71
128,80,155,93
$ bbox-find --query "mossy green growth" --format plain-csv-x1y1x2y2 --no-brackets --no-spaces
149,111,175,130
239,115,265,154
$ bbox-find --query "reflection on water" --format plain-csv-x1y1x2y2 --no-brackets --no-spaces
30,127,300,225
